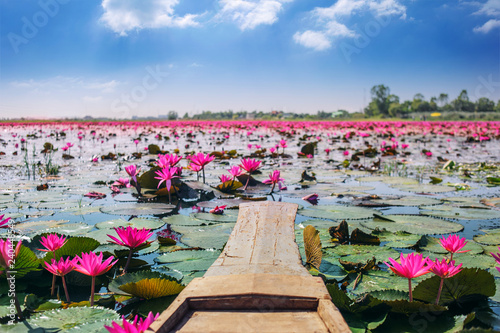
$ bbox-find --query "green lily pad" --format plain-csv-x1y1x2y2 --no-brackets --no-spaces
30,306,120,331
35,200,82,210
372,230,422,249
14,220,70,234
361,215,464,235
325,245,399,263
95,218,165,230
65,319,117,332
155,249,220,264
108,270,182,296
356,176,419,185
15,192,67,203
191,210,239,223
299,206,376,220
474,228,500,245
196,199,244,209
376,196,443,207
164,258,216,273
162,214,213,226
421,205,500,220
100,203,175,216
31,222,92,237
41,236,100,262
349,270,428,295
179,224,232,250
394,184,457,193
413,268,496,305
309,259,348,282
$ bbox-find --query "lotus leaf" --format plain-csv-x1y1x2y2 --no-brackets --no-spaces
191,211,238,223
372,230,422,249
361,215,464,235
299,205,377,220
377,196,443,207
100,203,175,216
30,306,120,331
155,249,220,264
118,278,184,300
473,228,500,245
421,205,500,220
95,218,165,230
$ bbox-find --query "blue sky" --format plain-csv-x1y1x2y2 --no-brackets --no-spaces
0,0,499,119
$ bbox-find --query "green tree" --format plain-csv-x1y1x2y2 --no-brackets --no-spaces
365,84,391,117
476,97,495,111
452,90,475,112
438,93,448,108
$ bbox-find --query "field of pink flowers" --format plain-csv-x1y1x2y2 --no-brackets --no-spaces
0,120,499,332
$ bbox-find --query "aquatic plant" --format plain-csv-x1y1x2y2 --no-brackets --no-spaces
108,226,153,273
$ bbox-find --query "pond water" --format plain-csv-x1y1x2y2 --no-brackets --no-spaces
0,120,499,332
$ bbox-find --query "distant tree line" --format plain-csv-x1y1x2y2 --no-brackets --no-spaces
365,84,499,118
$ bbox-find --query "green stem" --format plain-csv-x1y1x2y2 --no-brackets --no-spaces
243,173,251,191
435,277,444,305
124,248,133,273
408,278,413,302
90,276,95,306
202,168,206,184
62,276,71,303
51,274,56,297
269,183,276,194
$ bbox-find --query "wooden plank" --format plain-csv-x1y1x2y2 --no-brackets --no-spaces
172,311,330,333
147,202,350,333
205,202,304,276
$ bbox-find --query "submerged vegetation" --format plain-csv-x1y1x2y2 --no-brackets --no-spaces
0,120,499,332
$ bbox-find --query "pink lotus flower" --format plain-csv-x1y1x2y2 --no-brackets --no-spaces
108,226,153,273
384,253,433,301
324,148,331,155
425,151,432,157
113,178,131,188
209,205,227,214
0,214,11,228
73,252,118,306
429,258,463,305
343,150,349,156
240,158,261,190
439,234,469,260
110,185,121,193
38,234,67,252
262,170,285,193
188,152,215,184
219,174,232,183
279,139,287,148
157,153,182,168
43,257,75,302
228,165,243,180
269,147,276,154
125,165,141,195
188,162,202,172
105,312,159,333
302,193,319,205
154,166,179,203
108,226,153,250
84,191,106,199
401,144,409,149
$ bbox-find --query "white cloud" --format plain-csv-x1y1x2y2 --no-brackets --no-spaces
295,0,406,51
473,0,500,17
472,0,500,33
218,0,292,30
100,0,201,35
85,80,121,93
293,31,331,51
474,18,500,33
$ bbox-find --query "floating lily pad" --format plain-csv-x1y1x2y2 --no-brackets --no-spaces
15,192,67,203
34,200,81,210
413,268,496,305
31,222,92,237
394,184,456,193
30,307,120,331
376,196,442,207
164,258,217,273
191,210,239,223
360,215,464,235
349,270,427,295
474,228,500,245
172,223,234,249
162,214,209,226
100,203,175,216
356,176,419,185
309,259,348,282
372,230,422,249
481,197,500,208
421,205,500,220
108,270,182,296
299,205,376,220
325,245,399,263
195,198,244,209
95,218,165,230
155,249,220,264
14,220,70,234
65,319,117,332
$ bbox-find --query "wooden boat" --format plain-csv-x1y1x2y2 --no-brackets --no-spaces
148,201,350,333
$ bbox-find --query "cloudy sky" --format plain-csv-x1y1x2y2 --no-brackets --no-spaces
0,0,499,119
